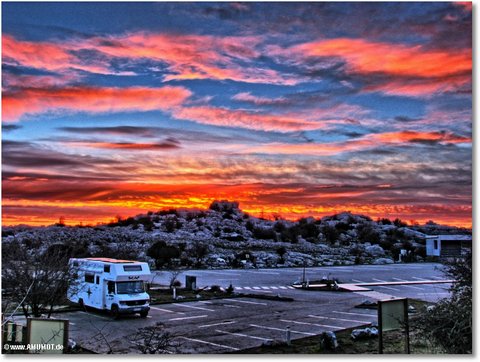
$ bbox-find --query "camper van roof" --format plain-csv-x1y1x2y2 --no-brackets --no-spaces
85,257,137,263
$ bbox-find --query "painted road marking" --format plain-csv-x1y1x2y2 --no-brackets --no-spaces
216,329,272,342
279,286,288,290
226,299,267,306
236,287,243,290
260,286,270,290
332,311,377,318
308,315,373,324
287,286,295,289
198,321,236,328
352,279,366,283
280,319,342,330
179,304,215,312
372,278,388,283
412,277,430,281
243,287,252,290
223,305,241,309
270,286,279,290
150,306,186,315
177,336,239,351
168,315,208,321
250,324,315,336
252,287,261,290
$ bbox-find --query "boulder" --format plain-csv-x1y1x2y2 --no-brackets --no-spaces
373,257,394,265
365,244,385,257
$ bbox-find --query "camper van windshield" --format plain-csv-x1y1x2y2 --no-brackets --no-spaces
116,281,144,294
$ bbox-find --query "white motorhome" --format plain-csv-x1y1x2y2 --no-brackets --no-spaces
67,257,151,318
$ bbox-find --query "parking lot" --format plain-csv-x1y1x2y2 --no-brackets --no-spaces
9,263,451,353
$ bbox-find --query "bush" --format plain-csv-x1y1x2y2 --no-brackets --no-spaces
412,253,472,353
321,225,339,244
252,226,277,240
147,241,180,269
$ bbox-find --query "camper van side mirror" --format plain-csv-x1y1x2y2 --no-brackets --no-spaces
108,281,115,294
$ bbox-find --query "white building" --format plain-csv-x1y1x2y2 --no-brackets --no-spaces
425,234,472,258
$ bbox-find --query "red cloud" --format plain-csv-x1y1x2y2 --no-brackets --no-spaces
294,38,471,78
2,35,111,74
81,32,298,85
2,86,192,122
245,131,471,156
172,105,325,132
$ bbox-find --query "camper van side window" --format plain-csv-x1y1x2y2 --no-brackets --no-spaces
123,265,142,272
104,265,110,273
108,281,115,294
85,274,94,283
96,276,100,284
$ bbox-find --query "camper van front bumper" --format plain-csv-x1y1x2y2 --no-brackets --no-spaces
118,305,150,314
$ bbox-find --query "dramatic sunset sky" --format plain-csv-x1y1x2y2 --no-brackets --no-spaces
2,2,472,227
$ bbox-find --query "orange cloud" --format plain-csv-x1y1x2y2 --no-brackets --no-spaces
294,38,471,78
172,105,326,132
2,86,191,121
244,131,471,156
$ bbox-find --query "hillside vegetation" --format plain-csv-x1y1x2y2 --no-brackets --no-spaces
2,201,470,270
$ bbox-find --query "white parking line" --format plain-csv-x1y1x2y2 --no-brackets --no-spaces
198,321,237,328
260,286,271,290
252,287,261,290
280,319,342,330
236,287,243,290
150,306,186,315
253,271,280,275
216,329,272,342
352,279,366,283
391,278,425,290
225,299,267,306
177,336,239,351
250,324,315,336
279,286,288,290
223,304,241,309
332,311,377,318
168,315,208,321
412,277,429,281
179,304,215,312
270,286,279,290
308,315,372,324
243,287,252,290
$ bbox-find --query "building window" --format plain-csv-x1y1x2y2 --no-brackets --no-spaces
104,265,110,273
85,274,94,283
96,276,100,284
434,240,438,249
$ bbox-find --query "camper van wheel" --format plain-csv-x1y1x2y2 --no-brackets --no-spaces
139,310,149,318
110,304,120,319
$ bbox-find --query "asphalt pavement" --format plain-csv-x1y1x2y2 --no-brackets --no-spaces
7,263,451,354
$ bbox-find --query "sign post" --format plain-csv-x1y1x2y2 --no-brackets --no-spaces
378,298,409,354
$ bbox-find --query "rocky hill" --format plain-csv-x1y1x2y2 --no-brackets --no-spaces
2,200,471,270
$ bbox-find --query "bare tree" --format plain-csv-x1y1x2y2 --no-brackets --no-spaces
2,239,79,318
129,322,177,354
169,270,182,289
